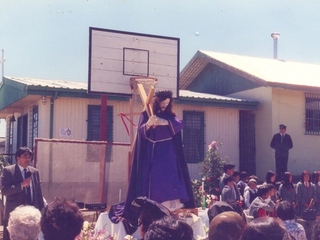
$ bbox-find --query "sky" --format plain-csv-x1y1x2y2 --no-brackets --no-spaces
1,0,320,137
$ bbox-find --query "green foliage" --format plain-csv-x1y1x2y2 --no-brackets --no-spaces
192,141,227,207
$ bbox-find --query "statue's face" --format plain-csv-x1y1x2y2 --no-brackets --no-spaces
159,98,170,111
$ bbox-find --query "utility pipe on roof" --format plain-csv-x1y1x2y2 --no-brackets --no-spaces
271,32,280,59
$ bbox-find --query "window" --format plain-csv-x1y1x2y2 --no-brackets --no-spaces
31,106,38,149
305,93,320,135
87,105,113,141
183,111,205,163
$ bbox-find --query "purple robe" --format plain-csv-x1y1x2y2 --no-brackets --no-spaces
122,111,195,223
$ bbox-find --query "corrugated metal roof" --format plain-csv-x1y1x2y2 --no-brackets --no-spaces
5,77,257,104
179,90,255,102
6,77,87,90
180,50,320,90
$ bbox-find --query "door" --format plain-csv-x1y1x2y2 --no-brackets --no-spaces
17,114,28,149
239,111,256,175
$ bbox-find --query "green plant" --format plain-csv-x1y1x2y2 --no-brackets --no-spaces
192,141,227,207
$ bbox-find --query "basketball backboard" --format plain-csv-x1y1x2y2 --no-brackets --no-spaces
88,27,179,98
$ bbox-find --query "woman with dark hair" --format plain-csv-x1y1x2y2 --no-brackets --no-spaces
263,170,280,202
312,171,320,215
144,216,193,240
279,172,296,206
296,170,316,216
264,170,277,186
240,216,291,240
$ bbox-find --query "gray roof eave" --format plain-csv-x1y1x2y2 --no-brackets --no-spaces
176,96,259,110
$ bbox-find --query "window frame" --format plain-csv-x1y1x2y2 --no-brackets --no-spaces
305,93,320,135
182,110,205,163
87,105,113,141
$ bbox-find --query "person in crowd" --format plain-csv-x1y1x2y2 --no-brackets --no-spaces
312,171,320,215
267,183,280,204
296,170,316,216
219,162,236,191
1,147,45,240
221,177,236,203
123,90,195,219
41,198,84,240
144,215,193,240
237,171,248,198
240,216,291,240
264,170,277,187
263,171,280,202
219,162,242,207
207,200,235,223
275,200,307,240
233,170,241,184
270,124,293,181
244,178,258,209
7,205,42,240
221,176,242,214
244,175,259,193
248,185,276,218
279,172,296,206
209,211,246,240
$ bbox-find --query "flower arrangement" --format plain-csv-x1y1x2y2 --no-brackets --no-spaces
192,141,227,207
78,221,113,240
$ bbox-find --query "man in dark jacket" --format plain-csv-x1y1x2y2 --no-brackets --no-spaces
270,124,293,181
1,147,45,240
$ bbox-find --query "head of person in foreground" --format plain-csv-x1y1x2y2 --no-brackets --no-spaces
7,205,41,240
144,215,193,240
41,198,84,240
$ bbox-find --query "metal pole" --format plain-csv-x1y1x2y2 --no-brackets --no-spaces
271,32,280,59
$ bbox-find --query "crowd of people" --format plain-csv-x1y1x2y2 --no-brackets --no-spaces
1,147,313,240
214,161,320,240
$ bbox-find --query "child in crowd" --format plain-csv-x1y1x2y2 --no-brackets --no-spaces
232,171,241,184
244,178,258,209
221,176,237,205
263,170,280,202
296,170,316,216
248,185,276,218
221,176,242,214
279,172,296,204
237,171,248,198
263,170,277,187
244,175,259,193
312,171,320,215
279,172,296,206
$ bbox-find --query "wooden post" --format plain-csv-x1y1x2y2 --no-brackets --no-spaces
99,95,107,203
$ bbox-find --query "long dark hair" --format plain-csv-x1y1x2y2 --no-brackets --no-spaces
312,171,320,184
152,90,175,116
282,172,294,189
300,170,310,183
265,170,276,184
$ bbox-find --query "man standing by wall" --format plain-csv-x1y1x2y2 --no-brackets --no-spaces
270,124,293,181
1,147,45,240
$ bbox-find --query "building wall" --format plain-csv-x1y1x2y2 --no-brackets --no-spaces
230,86,320,179
38,97,240,181
174,104,240,180
229,87,273,179
271,88,320,175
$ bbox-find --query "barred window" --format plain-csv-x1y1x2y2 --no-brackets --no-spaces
183,111,204,163
87,105,113,141
305,93,320,135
